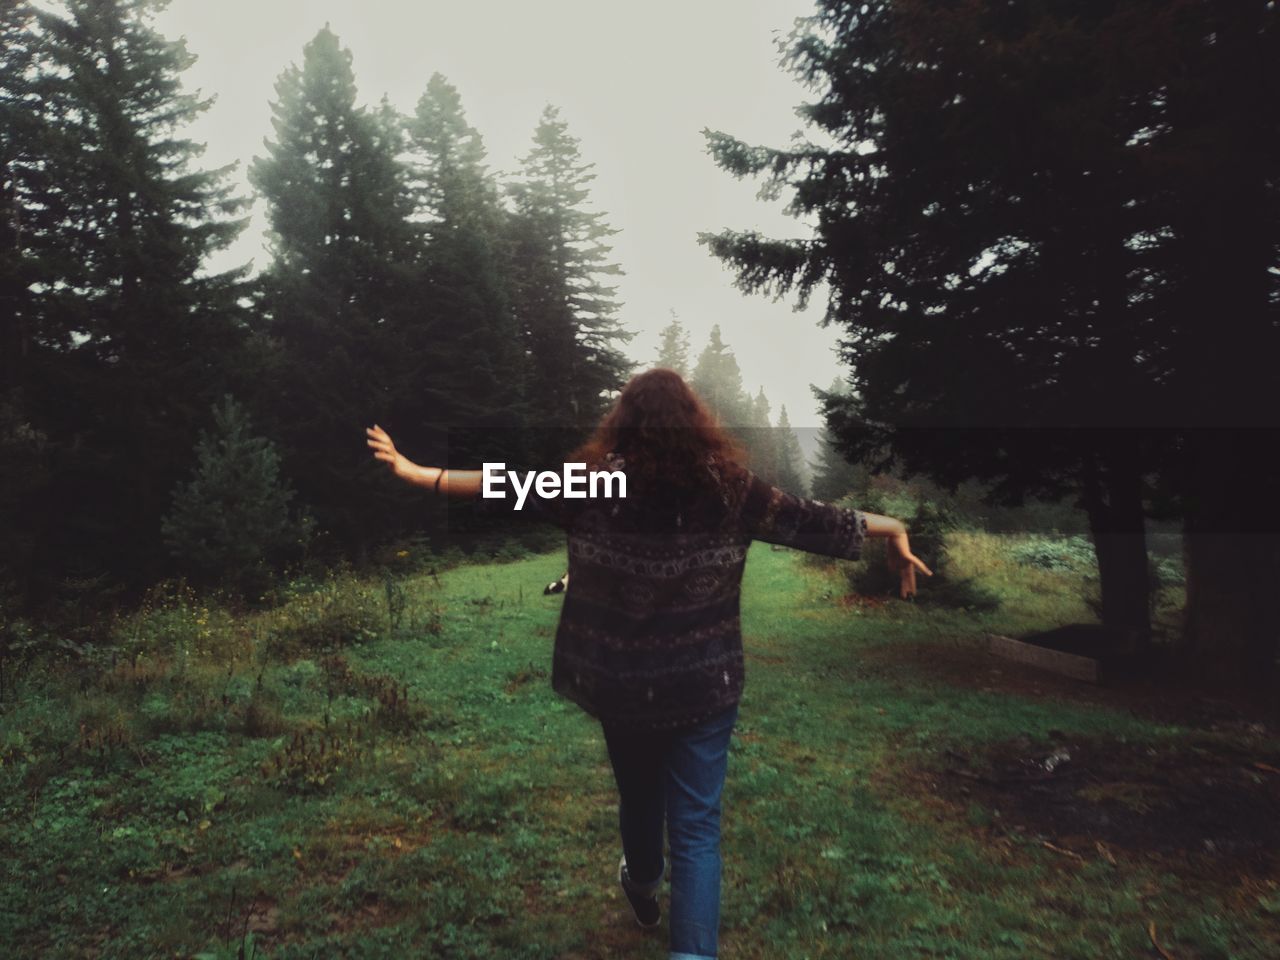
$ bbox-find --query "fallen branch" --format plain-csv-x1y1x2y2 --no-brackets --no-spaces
1094,840,1117,866
1147,920,1176,960
1040,840,1085,862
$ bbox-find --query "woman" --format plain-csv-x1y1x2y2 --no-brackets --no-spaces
365,368,930,960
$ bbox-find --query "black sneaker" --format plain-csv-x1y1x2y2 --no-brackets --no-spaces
618,856,661,927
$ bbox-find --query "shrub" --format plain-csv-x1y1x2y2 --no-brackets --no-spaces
1008,535,1097,572
490,538,530,564
161,395,315,599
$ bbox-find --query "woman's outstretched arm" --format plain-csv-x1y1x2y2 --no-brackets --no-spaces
742,475,932,599
365,425,484,498
860,511,932,599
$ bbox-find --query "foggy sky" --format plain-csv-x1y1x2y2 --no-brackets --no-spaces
137,1,845,435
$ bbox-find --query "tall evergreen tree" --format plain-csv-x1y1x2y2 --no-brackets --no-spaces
701,0,1210,651
506,105,632,458
774,404,807,496
809,382,865,502
810,424,864,503
14,0,251,597
746,387,779,485
655,311,690,376
403,73,527,462
248,25,419,556
690,324,747,426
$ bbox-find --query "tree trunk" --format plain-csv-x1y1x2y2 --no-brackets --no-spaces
1172,8,1280,696
1181,429,1280,693
1080,446,1151,651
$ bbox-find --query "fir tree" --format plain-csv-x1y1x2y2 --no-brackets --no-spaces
403,73,527,461
506,105,633,456
248,25,419,554
17,0,251,592
809,379,866,502
409,74,500,231
810,426,864,503
701,0,1208,647
162,396,313,593
251,27,415,283
655,311,690,376
690,324,747,426
774,404,807,496
746,387,779,485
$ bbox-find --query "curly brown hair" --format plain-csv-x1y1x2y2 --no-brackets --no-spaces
572,368,746,491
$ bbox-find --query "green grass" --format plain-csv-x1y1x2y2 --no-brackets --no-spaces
0,537,1273,958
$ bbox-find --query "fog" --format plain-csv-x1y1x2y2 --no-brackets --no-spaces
134,0,846,433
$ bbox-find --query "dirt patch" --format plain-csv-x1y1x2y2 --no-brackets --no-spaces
928,732,1280,875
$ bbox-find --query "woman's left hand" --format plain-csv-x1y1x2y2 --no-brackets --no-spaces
365,425,422,485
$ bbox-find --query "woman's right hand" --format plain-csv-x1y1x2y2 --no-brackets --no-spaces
886,528,933,599
365,425,422,485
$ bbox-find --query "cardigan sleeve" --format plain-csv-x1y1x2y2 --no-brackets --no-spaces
739,471,868,561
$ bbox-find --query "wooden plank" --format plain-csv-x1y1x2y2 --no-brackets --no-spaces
987,634,1100,683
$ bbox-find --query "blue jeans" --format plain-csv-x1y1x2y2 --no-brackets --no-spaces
601,703,738,960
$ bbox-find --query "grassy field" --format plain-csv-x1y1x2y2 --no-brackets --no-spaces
1,535,1277,958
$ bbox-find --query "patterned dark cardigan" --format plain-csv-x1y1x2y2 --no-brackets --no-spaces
491,455,868,731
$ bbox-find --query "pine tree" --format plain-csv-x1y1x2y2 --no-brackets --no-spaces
506,105,633,457
403,73,527,461
248,25,420,554
810,426,864,503
690,324,747,426
17,0,252,592
655,312,690,376
162,396,313,593
774,405,807,496
700,0,1210,647
746,387,779,485
809,379,866,502
251,27,415,283
409,74,499,231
